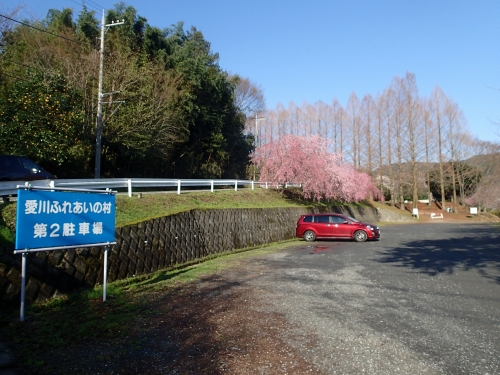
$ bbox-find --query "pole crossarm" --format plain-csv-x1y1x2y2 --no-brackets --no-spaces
101,90,121,98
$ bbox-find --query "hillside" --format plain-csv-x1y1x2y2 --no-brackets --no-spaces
464,152,500,177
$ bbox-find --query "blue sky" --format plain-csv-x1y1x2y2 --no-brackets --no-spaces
11,0,500,142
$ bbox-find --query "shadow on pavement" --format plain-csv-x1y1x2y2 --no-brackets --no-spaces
376,225,500,283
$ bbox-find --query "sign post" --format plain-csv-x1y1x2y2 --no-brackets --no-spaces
14,186,117,321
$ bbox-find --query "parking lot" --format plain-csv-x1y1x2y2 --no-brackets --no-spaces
5,222,500,374
248,222,500,374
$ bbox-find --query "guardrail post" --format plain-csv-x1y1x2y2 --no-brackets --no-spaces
265,182,268,189
177,180,181,195
211,180,214,193
251,181,254,190
49,180,55,188
234,180,238,191
285,182,288,188
127,179,132,197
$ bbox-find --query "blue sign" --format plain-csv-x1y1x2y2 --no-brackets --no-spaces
15,189,116,250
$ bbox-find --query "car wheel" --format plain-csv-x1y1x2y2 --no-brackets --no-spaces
303,230,316,242
354,230,368,242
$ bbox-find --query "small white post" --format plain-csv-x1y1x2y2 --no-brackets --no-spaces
177,180,181,195
251,181,254,190
127,179,132,197
211,180,214,193
103,244,108,302
265,182,268,189
234,180,238,191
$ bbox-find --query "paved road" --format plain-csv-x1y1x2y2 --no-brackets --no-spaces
248,223,500,374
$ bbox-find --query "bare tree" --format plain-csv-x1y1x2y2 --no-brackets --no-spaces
374,91,389,200
422,97,437,206
0,4,24,44
400,72,423,211
360,94,375,175
431,86,448,211
331,99,345,155
231,75,266,133
345,92,360,167
315,100,331,140
390,77,407,210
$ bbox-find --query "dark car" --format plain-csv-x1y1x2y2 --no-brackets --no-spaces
296,213,380,242
0,155,56,181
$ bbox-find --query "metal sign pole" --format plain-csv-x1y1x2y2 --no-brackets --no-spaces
103,244,108,302
20,252,26,322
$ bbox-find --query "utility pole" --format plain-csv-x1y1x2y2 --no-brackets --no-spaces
253,114,265,181
95,10,124,178
254,113,265,149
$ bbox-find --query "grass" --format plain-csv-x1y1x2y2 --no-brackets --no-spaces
0,240,298,369
114,188,313,227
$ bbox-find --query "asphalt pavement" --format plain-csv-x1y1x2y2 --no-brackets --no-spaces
247,223,500,374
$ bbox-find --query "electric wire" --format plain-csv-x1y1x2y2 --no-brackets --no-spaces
69,0,107,13
0,14,89,46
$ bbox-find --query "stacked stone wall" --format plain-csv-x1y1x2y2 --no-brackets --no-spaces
0,205,381,304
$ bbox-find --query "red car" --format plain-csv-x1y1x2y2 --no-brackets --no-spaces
296,213,380,242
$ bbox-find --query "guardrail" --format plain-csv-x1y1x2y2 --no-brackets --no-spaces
0,178,301,198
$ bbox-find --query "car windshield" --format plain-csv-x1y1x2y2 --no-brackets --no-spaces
347,216,359,222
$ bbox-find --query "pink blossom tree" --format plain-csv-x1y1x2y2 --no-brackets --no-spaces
252,134,381,202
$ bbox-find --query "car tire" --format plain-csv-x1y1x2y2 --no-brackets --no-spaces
303,230,316,242
353,230,368,242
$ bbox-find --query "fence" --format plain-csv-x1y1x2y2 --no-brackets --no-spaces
0,178,302,198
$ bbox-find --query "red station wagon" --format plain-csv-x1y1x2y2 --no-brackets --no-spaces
296,213,380,242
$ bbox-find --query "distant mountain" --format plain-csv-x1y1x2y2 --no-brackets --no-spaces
464,153,500,177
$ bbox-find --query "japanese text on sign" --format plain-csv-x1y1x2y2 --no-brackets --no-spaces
16,189,116,250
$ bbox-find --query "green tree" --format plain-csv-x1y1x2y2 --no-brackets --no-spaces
0,4,253,179
0,70,91,177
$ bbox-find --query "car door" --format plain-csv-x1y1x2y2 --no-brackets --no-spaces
329,215,352,237
313,215,332,237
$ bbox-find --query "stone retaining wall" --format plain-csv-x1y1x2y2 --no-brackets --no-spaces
376,207,415,223
0,205,381,304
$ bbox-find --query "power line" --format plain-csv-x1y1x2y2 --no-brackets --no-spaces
0,14,88,46
69,0,107,13
83,0,109,12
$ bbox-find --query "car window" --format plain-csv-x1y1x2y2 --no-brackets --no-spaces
7,156,24,172
302,216,313,223
316,216,329,223
330,216,344,224
0,155,9,170
20,157,40,172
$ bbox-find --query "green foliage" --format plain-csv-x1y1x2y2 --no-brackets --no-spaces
0,69,92,177
76,6,99,42
0,4,253,179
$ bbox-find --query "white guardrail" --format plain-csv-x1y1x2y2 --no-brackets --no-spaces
0,178,301,198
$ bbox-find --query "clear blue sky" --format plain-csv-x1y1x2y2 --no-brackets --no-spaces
11,0,500,142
